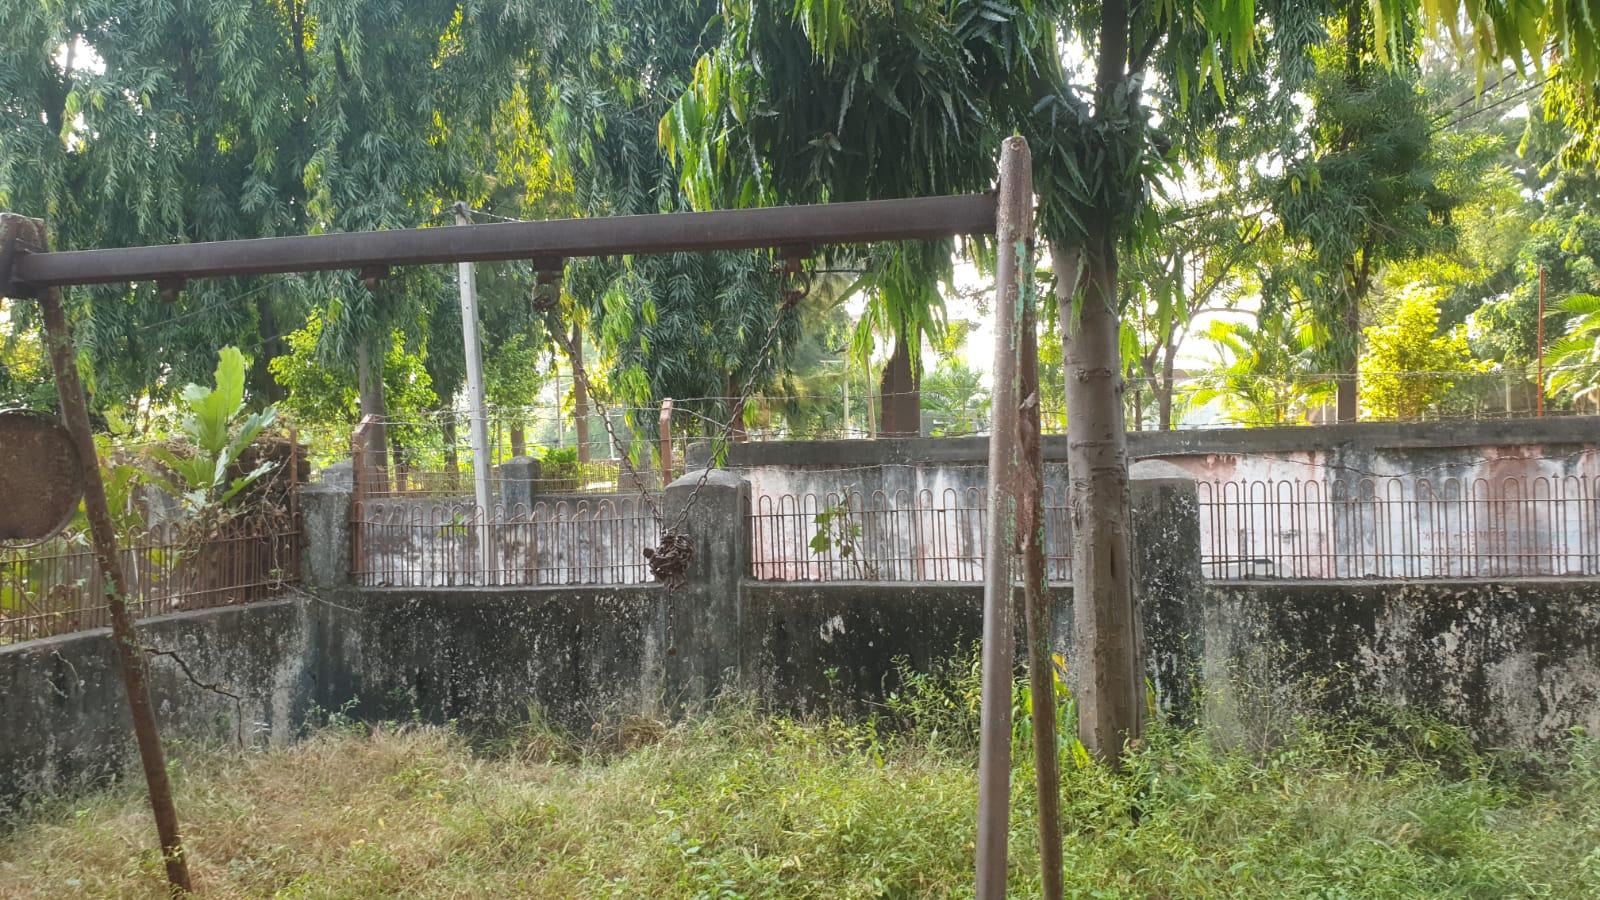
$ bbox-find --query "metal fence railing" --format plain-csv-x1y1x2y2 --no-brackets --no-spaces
0,520,301,645
1197,474,1600,580
749,486,1073,582
747,473,1599,583
351,497,659,587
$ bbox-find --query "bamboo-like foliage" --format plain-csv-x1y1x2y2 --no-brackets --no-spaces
530,0,800,436
0,0,548,419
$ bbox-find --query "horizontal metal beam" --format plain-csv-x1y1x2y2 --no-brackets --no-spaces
9,194,997,289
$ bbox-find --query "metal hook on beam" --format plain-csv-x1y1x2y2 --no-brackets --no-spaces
532,258,564,312
157,278,185,302
360,266,390,293
777,244,813,275
777,245,814,309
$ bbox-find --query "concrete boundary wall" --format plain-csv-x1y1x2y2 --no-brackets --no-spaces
1204,579,1600,750
5,451,1598,810
692,417,1600,468
0,598,316,813
8,574,1596,812
697,418,1600,504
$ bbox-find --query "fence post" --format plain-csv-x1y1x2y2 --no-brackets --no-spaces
349,417,374,575
1128,461,1205,726
500,456,541,511
659,399,674,484
300,482,354,590
660,469,751,708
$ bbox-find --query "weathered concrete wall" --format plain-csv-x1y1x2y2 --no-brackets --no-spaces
0,598,316,812
699,416,1600,471
741,583,1063,716
6,575,1599,810
1204,579,1600,750
742,577,1600,750
314,586,663,732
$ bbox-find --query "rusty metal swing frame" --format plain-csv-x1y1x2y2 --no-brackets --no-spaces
1,195,996,293
1,149,1043,899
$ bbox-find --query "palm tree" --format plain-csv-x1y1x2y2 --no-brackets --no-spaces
1185,312,1335,426
1546,294,1600,408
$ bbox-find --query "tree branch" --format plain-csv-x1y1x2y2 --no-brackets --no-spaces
144,646,245,747
1129,23,1165,75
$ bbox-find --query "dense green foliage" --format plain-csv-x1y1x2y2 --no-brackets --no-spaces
146,347,278,514
2,0,1599,454
1360,287,1481,420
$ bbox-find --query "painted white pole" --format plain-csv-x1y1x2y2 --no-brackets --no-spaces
453,202,495,581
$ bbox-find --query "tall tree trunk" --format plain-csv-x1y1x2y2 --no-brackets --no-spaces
509,423,526,458
1336,294,1360,422
441,415,461,490
355,337,390,486
1131,361,1147,431
1018,252,1064,900
391,434,409,493
1158,340,1176,430
726,373,748,442
1057,240,1142,767
248,291,287,405
1333,2,1364,425
1060,0,1143,767
568,324,592,463
877,331,920,437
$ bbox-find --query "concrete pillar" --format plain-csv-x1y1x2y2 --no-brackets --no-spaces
1129,460,1205,725
618,457,660,491
660,468,750,708
300,483,353,590
499,456,540,512
318,460,354,490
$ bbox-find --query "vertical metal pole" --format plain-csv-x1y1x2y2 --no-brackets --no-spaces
452,203,494,578
1537,265,1546,417
976,135,1033,899
20,218,192,893
660,398,674,484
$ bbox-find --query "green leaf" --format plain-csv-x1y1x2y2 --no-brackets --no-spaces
183,347,249,454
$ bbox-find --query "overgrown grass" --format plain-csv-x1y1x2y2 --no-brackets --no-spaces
3,663,1598,898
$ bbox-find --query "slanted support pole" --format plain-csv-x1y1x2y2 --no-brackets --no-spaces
1017,240,1063,899
3,214,192,893
975,135,1033,899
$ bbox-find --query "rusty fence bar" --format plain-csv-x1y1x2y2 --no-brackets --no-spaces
344,471,1599,587
351,497,659,587
1197,473,1600,580
748,486,1072,582
0,520,301,645
746,473,1598,583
